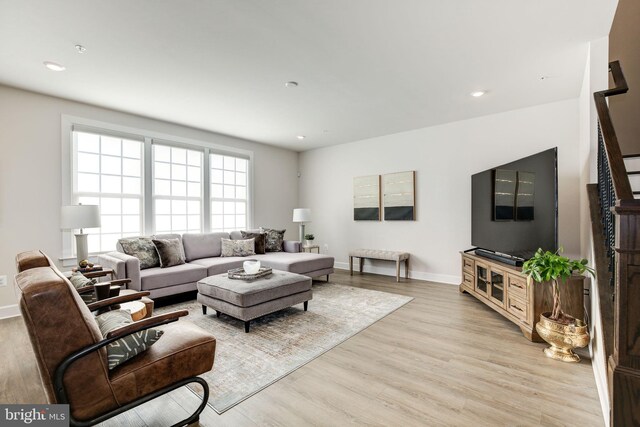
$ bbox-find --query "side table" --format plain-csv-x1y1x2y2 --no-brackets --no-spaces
302,245,320,253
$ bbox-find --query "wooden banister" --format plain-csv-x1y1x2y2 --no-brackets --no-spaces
595,60,640,426
593,60,634,201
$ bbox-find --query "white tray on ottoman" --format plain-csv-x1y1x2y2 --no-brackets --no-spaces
197,269,312,332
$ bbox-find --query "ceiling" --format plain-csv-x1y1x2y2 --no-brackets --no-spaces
0,0,617,151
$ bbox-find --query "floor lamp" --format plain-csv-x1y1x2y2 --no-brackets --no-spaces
292,208,311,243
61,204,101,265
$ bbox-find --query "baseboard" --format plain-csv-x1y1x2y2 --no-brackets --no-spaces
0,304,20,320
334,262,460,285
590,341,611,426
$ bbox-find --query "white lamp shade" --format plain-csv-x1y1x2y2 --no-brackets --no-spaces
60,205,101,230
292,208,311,223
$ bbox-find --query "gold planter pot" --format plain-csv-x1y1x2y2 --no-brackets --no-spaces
535,312,590,362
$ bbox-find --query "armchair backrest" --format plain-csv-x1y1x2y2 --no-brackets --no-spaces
15,250,119,421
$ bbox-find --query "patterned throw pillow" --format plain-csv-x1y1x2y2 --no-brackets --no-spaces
95,310,164,369
152,238,186,268
118,237,160,270
240,231,266,254
68,272,96,289
260,228,286,252
221,238,256,257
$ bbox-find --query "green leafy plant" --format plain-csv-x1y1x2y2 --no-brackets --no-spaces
304,234,315,240
522,248,595,324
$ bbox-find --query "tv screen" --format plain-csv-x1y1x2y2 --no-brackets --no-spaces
471,148,558,259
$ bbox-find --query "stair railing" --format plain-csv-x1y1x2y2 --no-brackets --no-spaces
594,60,640,426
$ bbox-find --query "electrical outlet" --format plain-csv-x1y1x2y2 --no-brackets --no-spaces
323,244,329,253
0,275,7,287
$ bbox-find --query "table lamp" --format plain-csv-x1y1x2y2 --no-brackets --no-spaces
61,204,101,265
292,208,311,243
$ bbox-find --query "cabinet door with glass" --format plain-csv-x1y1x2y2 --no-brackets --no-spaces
489,267,506,308
475,261,490,298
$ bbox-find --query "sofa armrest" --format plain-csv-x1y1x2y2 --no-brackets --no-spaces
283,240,301,253
97,252,141,291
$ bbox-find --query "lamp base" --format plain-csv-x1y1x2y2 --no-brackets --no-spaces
298,224,305,243
75,233,89,265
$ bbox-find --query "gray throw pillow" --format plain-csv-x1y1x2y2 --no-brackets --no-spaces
221,238,256,257
240,231,266,254
119,237,160,270
68,272,96,289
96,310,163,370
152,238,186,268
260,228,286,252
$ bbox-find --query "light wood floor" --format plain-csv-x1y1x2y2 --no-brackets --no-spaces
0,270,604,426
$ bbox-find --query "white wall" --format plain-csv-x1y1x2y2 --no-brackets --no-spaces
580,37,611,426
299,98,581,283
0,85,299,313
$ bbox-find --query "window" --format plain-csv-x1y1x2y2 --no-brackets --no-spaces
73,131,143,253
210,154,248,232
153,144,203,234
67,120,252,257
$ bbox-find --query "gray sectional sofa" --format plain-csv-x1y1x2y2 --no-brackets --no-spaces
98,231,335,298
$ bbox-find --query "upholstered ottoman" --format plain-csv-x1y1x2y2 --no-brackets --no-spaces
197,269,312,332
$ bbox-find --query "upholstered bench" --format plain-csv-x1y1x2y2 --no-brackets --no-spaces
197,270,312,332
349,249,410,282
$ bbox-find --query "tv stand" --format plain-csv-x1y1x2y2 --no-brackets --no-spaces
459,251,585,342
474,249,523,267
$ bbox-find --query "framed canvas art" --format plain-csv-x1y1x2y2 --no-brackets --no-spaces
383,171,415,220
353,175,381,220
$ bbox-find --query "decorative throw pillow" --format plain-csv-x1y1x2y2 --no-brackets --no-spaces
152,238,186,268
221,238,256,257
240,231,266,254
68,272,96,289
260,228,286,252
118,237,160,269
96,310,164,370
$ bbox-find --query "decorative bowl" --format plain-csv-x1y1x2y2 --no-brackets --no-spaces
243,260,261,274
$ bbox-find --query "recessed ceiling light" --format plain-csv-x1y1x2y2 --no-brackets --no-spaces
471,91,486,97
75,44,87,54
297,135,306,140
43,61,66,71
285,81,298,88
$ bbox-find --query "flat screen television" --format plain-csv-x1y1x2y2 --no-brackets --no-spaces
471,147,558,260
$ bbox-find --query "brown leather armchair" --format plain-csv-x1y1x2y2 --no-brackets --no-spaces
15,250,216,427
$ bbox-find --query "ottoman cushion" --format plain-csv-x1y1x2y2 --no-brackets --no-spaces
197,270,311,307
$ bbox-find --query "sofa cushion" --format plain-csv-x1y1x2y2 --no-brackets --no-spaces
152,238,186,268
240,231,266,254
118,237,160,269
230,229,261,240
189,256,246,276
221,238,255,257
260,228,285,252
182,232,230,261
151,233,185,260
254,253,334,275
139,263,207,291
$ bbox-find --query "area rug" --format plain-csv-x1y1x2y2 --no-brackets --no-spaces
156,282,413,414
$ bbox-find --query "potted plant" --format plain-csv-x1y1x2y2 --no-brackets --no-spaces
304,234,315,246
522,248,595,362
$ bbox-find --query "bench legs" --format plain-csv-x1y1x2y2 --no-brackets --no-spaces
351,256,409,282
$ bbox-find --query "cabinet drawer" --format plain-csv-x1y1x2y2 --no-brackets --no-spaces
507,275,528,300
462,272,474,288
507,295,528,323
462,256,475,274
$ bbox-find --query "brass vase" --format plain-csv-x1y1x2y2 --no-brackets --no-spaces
535,312,590,362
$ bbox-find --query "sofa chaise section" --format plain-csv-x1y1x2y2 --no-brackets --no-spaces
98,231,335,298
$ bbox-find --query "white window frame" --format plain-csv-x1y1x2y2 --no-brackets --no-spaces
61,115,254,266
